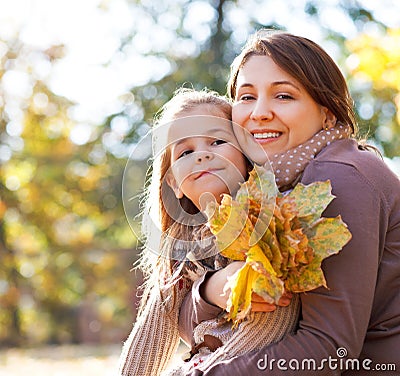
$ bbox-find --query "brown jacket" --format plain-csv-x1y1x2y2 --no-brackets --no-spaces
178,139,400,375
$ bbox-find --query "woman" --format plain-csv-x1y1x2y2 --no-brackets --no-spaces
178,30,400,375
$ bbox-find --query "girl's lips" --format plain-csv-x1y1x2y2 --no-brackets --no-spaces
196,171,211,179
194,169,220,179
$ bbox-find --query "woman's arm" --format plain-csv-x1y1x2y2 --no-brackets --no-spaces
179,161,386,375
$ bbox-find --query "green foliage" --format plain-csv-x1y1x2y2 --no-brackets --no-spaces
345,29,400,157
0,43,139,346
120,0,400,157
0,0,398,347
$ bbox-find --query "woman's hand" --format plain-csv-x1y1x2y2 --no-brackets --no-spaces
251,291,292,312
201,261,292,312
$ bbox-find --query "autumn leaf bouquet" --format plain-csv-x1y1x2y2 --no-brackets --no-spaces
204,165,352,327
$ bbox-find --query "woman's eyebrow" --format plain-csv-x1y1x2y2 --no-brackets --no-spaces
237,83,254,90
237,81,301,92
271,80,301,91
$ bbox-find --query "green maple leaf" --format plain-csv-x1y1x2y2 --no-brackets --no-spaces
287,180,335,221
305,216,352,259
236,165,277,206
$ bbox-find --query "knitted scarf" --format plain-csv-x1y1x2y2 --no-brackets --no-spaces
269,124,352,191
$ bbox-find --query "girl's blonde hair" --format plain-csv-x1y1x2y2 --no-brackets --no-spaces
137,88,233,312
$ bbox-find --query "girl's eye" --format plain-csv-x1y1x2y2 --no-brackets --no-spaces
178,150,193,158
212,139,227,146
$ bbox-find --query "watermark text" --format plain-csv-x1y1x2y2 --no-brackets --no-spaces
257,347,396,372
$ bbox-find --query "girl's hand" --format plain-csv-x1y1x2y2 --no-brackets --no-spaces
201,261,292,312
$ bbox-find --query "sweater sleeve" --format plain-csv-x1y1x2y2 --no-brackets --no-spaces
180,161,386,375
119,279,192,376
178,272,223,346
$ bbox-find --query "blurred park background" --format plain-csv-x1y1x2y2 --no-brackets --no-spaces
0,0,399,374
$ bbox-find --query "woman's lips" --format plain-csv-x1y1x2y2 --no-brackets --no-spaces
252,131,282,143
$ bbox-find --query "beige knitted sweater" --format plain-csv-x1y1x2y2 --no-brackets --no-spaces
118,272,299,376
118,278,192,376
118,227,300,376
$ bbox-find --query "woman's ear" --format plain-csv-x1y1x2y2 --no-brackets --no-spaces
165,173,184,199
322,108,337,130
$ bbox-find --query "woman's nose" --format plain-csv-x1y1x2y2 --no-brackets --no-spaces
250,97,273,121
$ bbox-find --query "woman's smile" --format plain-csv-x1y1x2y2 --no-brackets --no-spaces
252,130,282,144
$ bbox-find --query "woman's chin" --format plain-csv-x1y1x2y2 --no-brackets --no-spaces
254,137,284,155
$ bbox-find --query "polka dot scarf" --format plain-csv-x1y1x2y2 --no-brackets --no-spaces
269,124,352,191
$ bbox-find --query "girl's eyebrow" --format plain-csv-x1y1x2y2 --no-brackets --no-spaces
210,128,233,137
172,127,232,147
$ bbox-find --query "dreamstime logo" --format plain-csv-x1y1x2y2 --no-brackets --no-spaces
257,347,397,372
336,346,347,358
122,115,276,261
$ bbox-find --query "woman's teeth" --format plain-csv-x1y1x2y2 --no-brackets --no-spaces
253,132,280,139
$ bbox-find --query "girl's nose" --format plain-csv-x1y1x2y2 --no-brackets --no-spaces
196,151,212,163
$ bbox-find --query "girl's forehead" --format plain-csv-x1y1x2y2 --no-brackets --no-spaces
167,115,234,144
182,104,229,119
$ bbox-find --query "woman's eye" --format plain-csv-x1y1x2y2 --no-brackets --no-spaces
238,94,255,101
276,94,294,100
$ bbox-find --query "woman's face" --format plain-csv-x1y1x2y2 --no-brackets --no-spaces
232,55,334,156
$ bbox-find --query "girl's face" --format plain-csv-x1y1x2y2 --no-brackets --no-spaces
166,107,248,210
232,55,336,156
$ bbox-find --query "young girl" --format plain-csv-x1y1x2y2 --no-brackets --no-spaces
118,88,299,376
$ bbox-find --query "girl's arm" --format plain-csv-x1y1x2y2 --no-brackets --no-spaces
119,279,191,376
178,262,290,345
178,272,223,346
